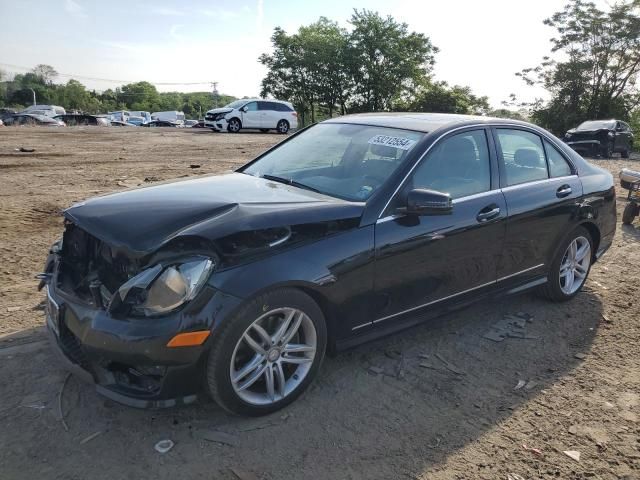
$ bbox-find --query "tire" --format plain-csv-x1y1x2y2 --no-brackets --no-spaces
537,226,593,302
260,128,270,133
206,288,327,416
602,141,614,159
622,147,630,159
277,120,289,134
227,118,241,133
623,202,638,225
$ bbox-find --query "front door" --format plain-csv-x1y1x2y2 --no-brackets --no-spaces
241,101,261,128
373,129,506,325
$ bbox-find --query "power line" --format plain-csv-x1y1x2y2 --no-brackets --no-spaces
0,62,212,86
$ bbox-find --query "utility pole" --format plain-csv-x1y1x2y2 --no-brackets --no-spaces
211,82,219,108
28,88,36,106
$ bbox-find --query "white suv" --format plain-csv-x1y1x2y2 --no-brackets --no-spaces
205,99,298,134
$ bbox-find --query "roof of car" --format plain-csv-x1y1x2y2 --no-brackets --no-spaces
323,112,528,133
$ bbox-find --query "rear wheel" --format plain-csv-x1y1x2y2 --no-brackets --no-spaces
538,226,593,302
277,120,290,134
602,141,614,158
227,118,241,133
623,202,639,225
206,288,326,416
622,146,631,159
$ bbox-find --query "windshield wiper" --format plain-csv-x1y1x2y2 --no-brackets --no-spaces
260,174,323,194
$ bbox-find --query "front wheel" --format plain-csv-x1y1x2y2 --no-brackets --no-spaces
206,288,327,416
277,120,290,134
602,141,614,159
623,202,639,225
227,118,241,133
538,227,593,302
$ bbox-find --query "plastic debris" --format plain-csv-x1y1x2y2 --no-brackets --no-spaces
483,313,536,342
522,444,543,456
368,366,384,375
563,450,581,462
154,439,174,454
514,380,526,390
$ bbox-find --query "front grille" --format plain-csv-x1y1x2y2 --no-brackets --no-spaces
569,132,604,142
58,223,132,303
58,320,92,371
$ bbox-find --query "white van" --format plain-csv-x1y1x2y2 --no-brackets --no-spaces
21,104,66,117
204,99,298,133
151,111,185,125
109,111,130,122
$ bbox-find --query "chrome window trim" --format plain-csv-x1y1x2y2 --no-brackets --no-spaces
500,175,578,193
351,262,547,331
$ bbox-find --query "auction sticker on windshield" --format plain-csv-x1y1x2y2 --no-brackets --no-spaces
368,135,417,151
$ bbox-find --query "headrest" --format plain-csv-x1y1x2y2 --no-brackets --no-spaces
514,148,542,168
370,144,398,158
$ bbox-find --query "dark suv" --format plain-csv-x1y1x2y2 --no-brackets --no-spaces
564,119,633,158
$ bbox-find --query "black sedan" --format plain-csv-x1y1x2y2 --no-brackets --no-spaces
53,114,111,126
41,113,616,415
5,114,65,127
565,119,633,158
142,120,179,128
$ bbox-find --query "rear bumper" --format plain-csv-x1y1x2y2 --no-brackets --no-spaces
44,278,243,408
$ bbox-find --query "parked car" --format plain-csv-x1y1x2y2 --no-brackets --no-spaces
205,99,298,133
190,120,207,128
41,113,616,415
564,119,633,158
151,111,185,125
184,119,199,127
0,108,17,122
109,110,130,123
110,120,136,127
21,104,66,117
142,120,179,128
128,111,152,123
53,114,111,126
5,114,65,126
127,116,146,126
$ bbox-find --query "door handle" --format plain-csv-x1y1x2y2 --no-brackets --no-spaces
556,184,572,198
476,205,500,222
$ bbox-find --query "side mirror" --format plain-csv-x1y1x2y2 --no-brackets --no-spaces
240,106,248,113
402,188,453,216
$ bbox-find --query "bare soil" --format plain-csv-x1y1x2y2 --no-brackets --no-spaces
0,127,638,480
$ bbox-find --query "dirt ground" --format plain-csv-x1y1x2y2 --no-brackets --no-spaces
0,127,638,480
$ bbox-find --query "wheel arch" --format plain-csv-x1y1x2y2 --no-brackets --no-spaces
578,221,601,262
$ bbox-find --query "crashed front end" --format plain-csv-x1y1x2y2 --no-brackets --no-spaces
565,129,613,157
41,220,242,408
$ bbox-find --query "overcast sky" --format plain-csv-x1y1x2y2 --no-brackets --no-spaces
0,0,609,107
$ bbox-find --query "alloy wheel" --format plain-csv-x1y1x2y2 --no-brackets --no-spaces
228,119,240,133
559,236,591,295
277,120,289,134
230,307,317,406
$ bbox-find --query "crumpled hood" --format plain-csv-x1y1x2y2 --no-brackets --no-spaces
64,173,364,258
206,107,233,115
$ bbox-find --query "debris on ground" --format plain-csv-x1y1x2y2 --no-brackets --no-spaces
230,467,259,480
563,450,581,462
434,353,465,375
522,444,543,456
189,164,201,169
483,313,536,342
154,439,174,453
568,425,578,435
514,379,526,390
574,353,587,360
16,147,35,152
6,306,21,312
507,474,525,480
79,431,102,445
368,366,384,375
194,429,239,447
58,373,71,432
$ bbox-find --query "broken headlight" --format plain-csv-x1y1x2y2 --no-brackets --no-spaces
111,257,214,317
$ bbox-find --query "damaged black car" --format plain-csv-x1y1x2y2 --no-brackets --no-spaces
564,119,633,158
41,113,616,416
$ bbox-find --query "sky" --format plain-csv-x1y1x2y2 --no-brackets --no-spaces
0,0,609,108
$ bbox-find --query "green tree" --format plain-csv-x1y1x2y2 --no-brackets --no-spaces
32,64,58,85
347,9,437,112
518,0,640,134
405,81,489,115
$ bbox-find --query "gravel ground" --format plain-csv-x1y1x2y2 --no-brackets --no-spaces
0,127,638,480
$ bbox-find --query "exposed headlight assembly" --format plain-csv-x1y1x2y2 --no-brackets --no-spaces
110,257,214,317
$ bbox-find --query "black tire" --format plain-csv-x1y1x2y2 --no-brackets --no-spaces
227,118,241,133
537,226,593,302
602,141,614,159
622,147,630,159
623,202,638,225
206,288,327,416
277,120,289,134
260,128,270,133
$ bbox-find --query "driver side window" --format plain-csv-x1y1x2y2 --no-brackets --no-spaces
244,102,258,112
410,130,491,199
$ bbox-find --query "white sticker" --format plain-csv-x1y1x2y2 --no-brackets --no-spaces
368,135,416,151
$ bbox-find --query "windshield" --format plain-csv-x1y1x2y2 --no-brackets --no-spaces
225,100,250,109
577,120,615,130
242,123,424,201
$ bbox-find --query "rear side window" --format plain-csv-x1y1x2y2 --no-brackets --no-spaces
497,129,548,186
544,140,572,177
411,129,491,199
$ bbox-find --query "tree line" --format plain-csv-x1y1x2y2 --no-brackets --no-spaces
0,68,235,118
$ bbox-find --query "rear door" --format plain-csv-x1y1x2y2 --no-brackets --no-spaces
373,128,506,325
494,128,582,288
240,101,261,128
259,101,278,128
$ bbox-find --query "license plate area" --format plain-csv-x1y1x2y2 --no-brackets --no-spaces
46,287,60,336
